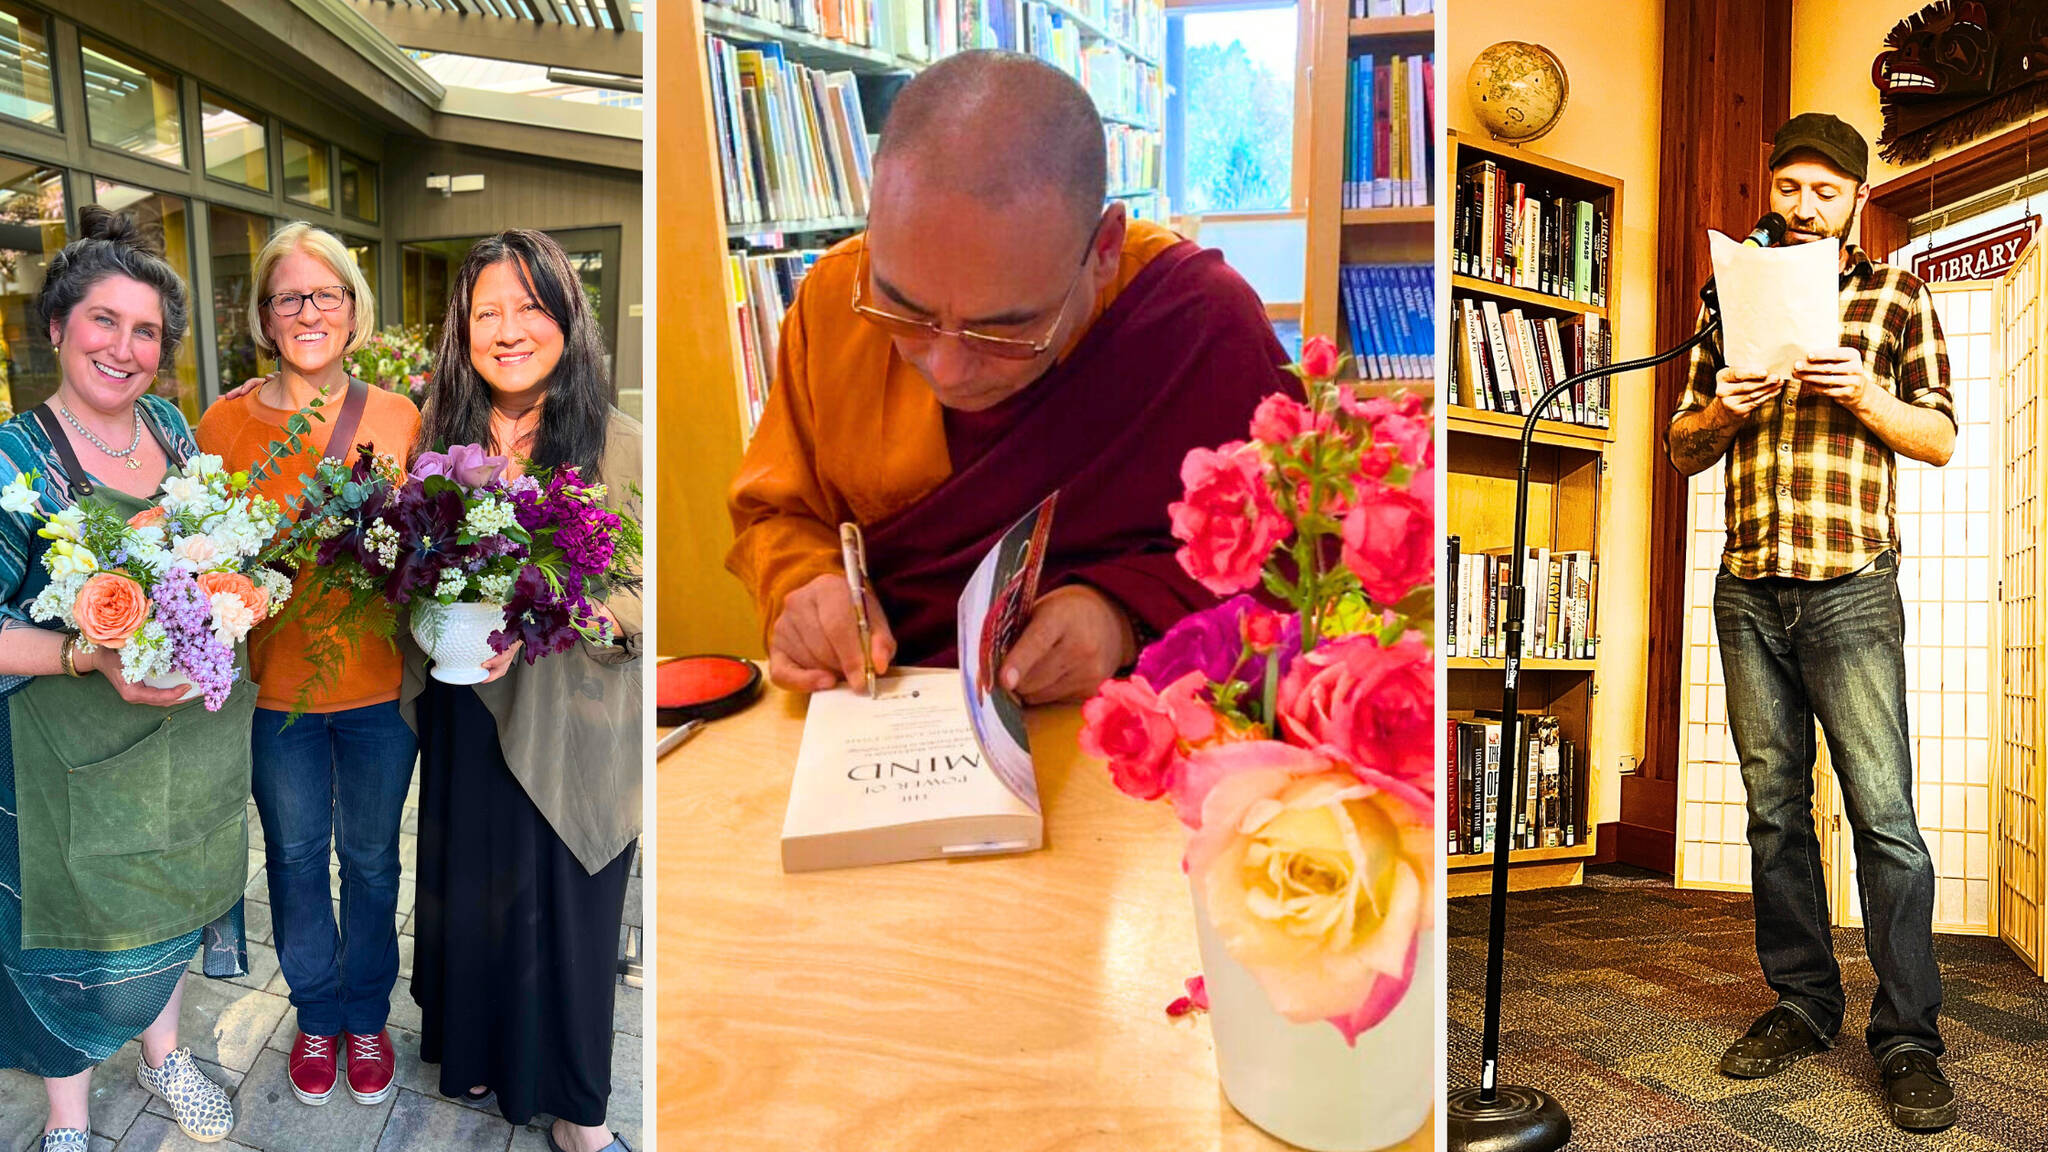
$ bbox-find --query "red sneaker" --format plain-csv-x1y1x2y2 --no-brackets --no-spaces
288,1031,337,1105
343,1030,395,1104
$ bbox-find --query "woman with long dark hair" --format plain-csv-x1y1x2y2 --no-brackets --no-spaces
405,230,640,1152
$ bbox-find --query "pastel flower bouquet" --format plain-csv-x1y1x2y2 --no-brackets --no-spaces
1078,336,1434,1147
8,455,294,710
346,326,434,405
272,441,640,684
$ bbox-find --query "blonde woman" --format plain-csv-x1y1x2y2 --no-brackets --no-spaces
196,222,421,1110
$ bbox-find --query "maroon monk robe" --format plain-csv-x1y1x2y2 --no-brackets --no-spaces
865,240,1301,668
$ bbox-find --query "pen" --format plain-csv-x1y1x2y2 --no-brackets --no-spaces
655,721,703,758
839,522,878,699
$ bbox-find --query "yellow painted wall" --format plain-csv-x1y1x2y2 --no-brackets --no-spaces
1791,0,2046,192
1450,0,1664,825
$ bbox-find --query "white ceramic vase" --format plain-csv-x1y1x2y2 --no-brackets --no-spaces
142,670,202,702
1192,886,1434,1151
410,600,507,685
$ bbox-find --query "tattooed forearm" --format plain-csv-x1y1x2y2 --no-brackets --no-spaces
1667,416,1737,476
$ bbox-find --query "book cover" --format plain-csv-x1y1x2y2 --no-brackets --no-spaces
780,496,1056,871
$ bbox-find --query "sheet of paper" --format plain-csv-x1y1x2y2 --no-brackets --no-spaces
1709,230,1840,376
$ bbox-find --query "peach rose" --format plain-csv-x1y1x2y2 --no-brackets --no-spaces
73,572,150,648
1183,742,1432,1042
196,571,270,622
126,505,167,530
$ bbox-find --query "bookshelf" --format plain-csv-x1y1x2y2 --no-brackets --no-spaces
1445,132,1622,897
1303,10,1435,396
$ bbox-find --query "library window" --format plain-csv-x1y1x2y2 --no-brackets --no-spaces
340,152,377,222
1165,2,1296,214
81,37,184,168
282,127,331,209
200,91,268,191
91,178,199,418
0,155,64,418
0,0,55,132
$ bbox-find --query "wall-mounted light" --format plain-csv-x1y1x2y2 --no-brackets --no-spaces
425,173,486,197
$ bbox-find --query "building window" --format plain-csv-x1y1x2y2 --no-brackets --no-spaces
81,37,185,169
1166,3,1296,214
346,237,377,310
0,0,56,132
200,91,268,191
0,155,64,417
282,128,330,210
92,178,200,419
340,153,377,223
208,202,272,394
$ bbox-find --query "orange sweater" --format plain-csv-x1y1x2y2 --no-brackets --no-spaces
197,382,422,713
727,217,1186,639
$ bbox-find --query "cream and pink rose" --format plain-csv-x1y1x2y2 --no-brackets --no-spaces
73,572,149,648
1182,741,1433,1042
1278,631,1433,792
1169,443,1291,596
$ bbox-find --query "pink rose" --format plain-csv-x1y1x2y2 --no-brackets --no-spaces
1170,443,1291,596
1340,480,1434,605
1241,606,1283,653
1248,393,1329,446
1300,335,1339,379
1277,631,1434,793
1080,672,1211,801
1183,754,1433,1040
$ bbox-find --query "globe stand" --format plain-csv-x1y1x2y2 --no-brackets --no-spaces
1450,299,1724,1152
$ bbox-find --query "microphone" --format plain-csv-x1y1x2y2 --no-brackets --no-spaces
1742,212,1788,247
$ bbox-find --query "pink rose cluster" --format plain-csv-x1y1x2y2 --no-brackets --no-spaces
1084,335,1436,1046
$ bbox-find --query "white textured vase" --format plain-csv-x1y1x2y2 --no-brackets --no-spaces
1192,887,1434,1151
142,670,202,702
410,600,507,685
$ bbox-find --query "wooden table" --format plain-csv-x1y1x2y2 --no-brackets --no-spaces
655,679,1434,1152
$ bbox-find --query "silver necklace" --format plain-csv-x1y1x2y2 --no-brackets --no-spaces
58,403,143,469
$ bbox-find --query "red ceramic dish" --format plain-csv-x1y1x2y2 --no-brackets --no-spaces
657,654,764,726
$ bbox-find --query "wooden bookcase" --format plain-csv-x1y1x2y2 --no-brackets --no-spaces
1446,131,1620,896
667,0,1167,657
1301,9,1433,394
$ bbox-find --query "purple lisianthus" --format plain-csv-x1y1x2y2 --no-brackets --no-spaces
1135,594,1302,692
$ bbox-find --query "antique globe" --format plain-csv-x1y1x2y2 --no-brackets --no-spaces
1468,42,1569,144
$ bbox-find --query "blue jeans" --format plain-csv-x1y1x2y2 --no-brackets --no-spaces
1712,550,1942,1058
250,702,418,1037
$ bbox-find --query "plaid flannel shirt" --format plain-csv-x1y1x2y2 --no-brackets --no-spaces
1672,245,1953,581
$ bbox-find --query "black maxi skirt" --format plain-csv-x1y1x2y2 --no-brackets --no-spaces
412,678,634,1127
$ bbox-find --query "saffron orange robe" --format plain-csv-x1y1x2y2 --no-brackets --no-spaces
727,219,1297,665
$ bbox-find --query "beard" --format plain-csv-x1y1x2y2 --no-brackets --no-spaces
1784,206,1859,246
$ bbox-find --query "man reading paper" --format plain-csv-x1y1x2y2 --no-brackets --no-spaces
728,50,1296,703
1665,113,1957,1133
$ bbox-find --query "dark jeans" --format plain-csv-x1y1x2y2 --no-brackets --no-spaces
251,702,418,1037
1712,550,1942,1058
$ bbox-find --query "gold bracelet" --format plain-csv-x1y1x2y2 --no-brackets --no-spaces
59,633,81,678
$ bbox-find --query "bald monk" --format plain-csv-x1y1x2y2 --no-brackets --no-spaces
728,49,1298,702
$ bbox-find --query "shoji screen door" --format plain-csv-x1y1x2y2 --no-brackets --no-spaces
1997,239,2047,976
1675,280,2000,943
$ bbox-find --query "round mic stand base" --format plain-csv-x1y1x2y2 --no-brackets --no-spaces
1446,1086,1572,1152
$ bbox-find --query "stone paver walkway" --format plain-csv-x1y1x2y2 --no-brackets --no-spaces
0,781,643,1151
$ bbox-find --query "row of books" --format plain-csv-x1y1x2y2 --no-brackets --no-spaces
708,37,875,229
1353,0,1433,13
1338,263,1433,381
729,249,824,440
1447,714,1585,857
1450,297,1611,427
705,0,1163,68
1454,160,1609,307
1107,123,1160,194
1345,54,1433,208
1444,539,1598,662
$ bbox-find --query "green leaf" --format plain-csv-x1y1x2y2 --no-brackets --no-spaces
286,414,311,435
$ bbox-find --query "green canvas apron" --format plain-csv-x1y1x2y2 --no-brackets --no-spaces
10,481,256,952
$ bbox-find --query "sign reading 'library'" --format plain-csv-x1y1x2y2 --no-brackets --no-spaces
1913,216,2039,284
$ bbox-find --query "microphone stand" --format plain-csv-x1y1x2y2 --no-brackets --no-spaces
1447,285,1726,1152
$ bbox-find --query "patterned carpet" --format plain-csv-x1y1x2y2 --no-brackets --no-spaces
1449,867,2048,1150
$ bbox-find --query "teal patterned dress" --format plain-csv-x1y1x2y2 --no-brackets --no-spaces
0,394,246,1078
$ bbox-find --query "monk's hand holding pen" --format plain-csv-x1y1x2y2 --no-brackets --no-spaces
768,570,896,694
1000,584,1137,706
